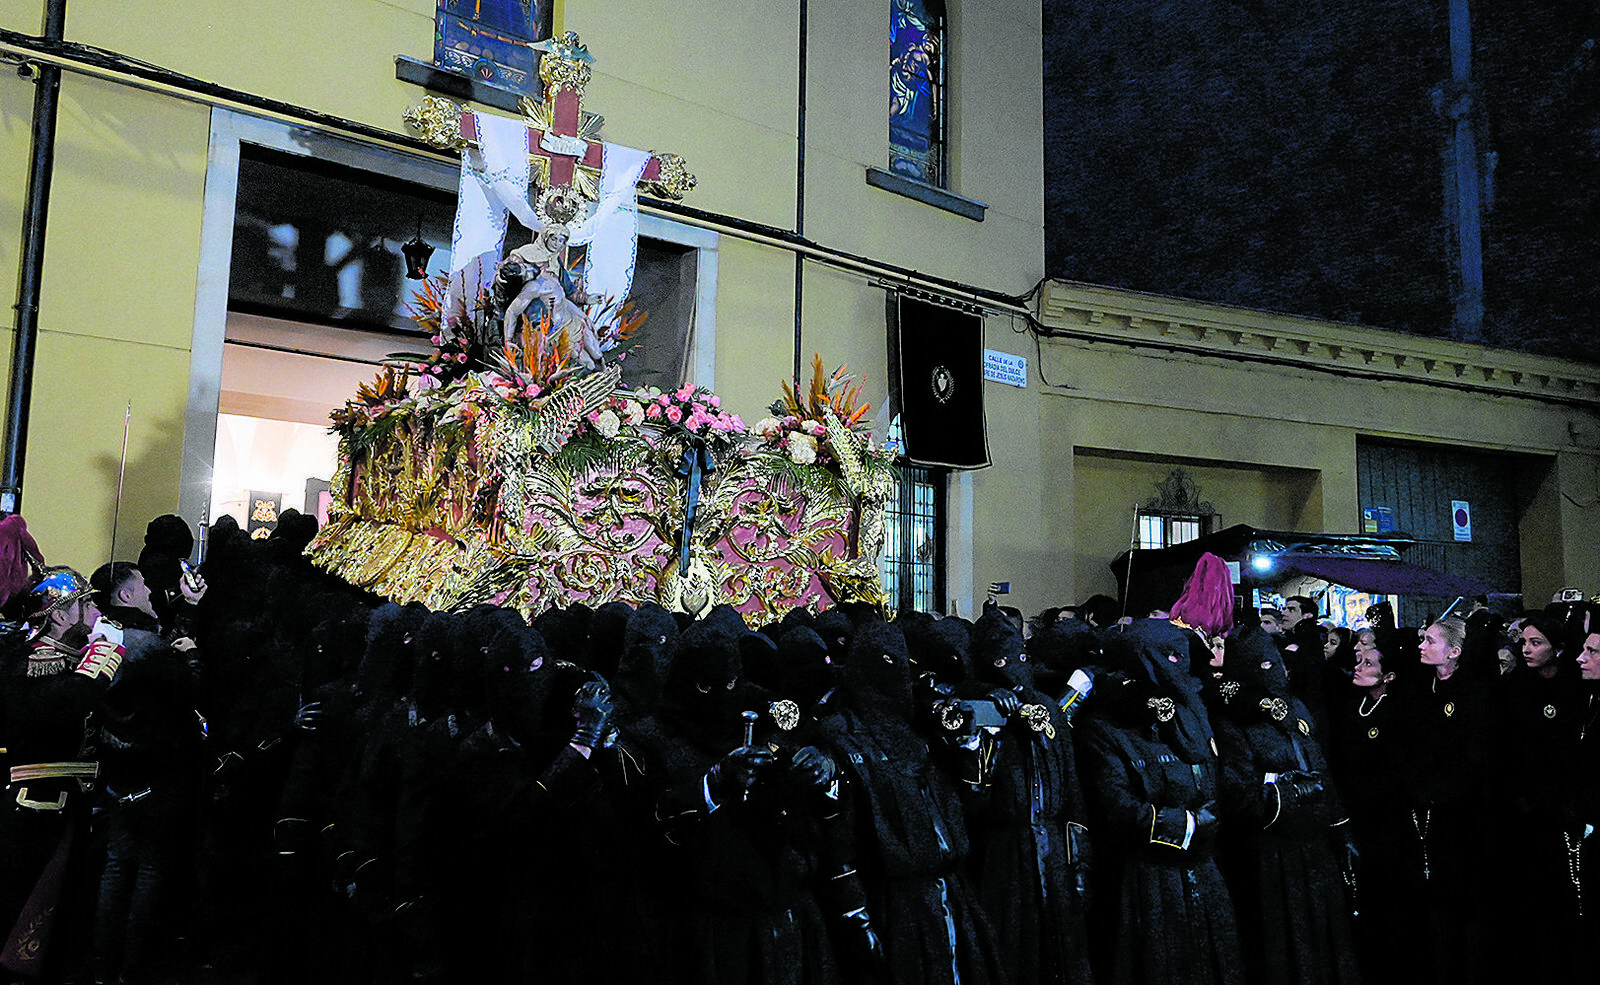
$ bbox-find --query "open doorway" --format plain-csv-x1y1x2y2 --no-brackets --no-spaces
184,109,720,531
211,312,426,532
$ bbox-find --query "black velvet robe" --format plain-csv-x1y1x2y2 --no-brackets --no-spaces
629,703,839,985
1329,685,1425,983
1397,666,1495,984
825,705,1008,985
962,688,1093,985
1211,692,1360,984
0,638,112,983
1495,664,1583,979
1080,619,1243,985
1081,711,1242,985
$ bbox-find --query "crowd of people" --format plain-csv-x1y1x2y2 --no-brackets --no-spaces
2,511,1598,985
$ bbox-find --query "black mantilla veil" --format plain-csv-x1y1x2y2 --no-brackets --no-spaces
1110,618,1217,764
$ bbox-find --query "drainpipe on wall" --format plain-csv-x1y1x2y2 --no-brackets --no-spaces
2,0,66,514
792,0,808,383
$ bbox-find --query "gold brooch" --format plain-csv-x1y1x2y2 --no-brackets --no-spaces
1020,704,1056,739
1219,680,1242,702
1444,701,1456,718
1367,727,1380,740
769,699,801,731
1147,696,1176,723
1544,704,1557,719
1297,718,1311,736
1260,697,1289,722
1209,736,1218,756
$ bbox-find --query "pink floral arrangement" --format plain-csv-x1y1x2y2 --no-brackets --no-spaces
602,383,747,451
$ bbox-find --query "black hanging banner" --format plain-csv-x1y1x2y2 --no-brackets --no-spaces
890,294,990,469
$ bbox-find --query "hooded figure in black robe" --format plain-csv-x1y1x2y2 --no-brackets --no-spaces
628,604,839,985
1079,618,1243,985
1208,625,1360,985
961,609,1094,985
820,617,1008,985
445,610,657,985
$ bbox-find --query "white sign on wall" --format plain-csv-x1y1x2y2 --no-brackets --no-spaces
983,349,1028,388
1452,500,1473,542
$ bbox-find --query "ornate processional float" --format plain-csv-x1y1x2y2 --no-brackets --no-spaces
306,34,896,622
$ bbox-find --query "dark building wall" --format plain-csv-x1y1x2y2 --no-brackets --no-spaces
1356,437,1535,619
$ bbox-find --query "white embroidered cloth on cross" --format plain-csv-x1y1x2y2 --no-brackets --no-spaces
447,111,652,341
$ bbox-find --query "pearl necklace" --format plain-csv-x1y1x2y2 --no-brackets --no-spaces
1357,692,1385,717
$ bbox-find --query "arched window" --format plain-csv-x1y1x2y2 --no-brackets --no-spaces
889,0,947,187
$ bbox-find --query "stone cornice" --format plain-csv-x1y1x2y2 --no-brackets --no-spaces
1038,280,1600,408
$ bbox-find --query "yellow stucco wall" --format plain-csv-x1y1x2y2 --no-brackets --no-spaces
1,76,29,389
2,0,1045,577
13,1,1589,619
10,73,210,570
1030,282,1600,615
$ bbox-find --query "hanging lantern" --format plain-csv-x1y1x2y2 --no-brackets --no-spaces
401,219,434,280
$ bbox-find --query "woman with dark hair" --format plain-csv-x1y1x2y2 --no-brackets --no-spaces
1331,628,1424,982
1495,611,1582,978
1324,627,1357,679
1572,631,1600,942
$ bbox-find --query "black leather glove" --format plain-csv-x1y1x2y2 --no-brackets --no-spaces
790,744,838,791
828,865,888,976
1332,822,1359,879
1275,770,1327,817
1280,769,1326,801
569,680,615,750
987,688,1022,717
838,904,887,974
705,744,775,805
1067,821,1093,906
1193,802,1220,852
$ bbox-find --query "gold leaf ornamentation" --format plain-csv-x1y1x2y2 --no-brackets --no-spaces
403,96,467,150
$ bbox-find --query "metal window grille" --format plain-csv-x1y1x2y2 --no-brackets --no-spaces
1137,512,1207,550
880,463,947,614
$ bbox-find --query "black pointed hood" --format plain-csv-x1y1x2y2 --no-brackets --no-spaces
840,618,915,722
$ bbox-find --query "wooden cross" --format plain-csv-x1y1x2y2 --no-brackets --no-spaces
410,32,695,204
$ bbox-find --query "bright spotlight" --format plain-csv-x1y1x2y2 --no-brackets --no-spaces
1251,555,1274,573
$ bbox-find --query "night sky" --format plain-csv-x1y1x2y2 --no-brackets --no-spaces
1043,0,1600,360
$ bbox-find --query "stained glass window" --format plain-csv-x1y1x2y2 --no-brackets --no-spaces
889,0,946,187
433,0,552,91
